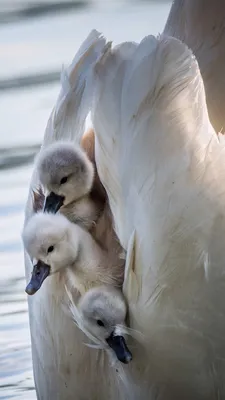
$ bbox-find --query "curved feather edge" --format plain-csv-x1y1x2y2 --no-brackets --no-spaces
122,230,139,304
43,30,108,148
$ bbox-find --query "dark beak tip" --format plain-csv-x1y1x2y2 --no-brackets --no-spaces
124,353,132,364
106,334,133,364
44,192,65,214
25,284,37,296
118,350,132,364
25,261,50,296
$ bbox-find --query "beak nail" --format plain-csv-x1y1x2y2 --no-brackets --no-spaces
25,260,50,295
106,333,132,364
44,192,64,214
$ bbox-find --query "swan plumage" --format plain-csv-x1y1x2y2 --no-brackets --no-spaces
91,34,225,398
23,20,225,399
35,140,102,230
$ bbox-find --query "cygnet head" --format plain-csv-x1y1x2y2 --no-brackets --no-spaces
77,285,132,364
22,212,79,295
36,142,94,213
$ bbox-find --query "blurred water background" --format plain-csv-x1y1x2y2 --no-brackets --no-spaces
0,1,171,398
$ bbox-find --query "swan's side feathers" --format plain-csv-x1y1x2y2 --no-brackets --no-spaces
43,30,107,147
92,34,225,397
122,230,139,304
92,41,138,243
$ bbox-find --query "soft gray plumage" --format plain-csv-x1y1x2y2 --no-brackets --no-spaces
36,141,101,230
66,285,132,364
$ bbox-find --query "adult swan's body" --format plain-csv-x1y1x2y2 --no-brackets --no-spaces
24,9,225,400
91,34,225,399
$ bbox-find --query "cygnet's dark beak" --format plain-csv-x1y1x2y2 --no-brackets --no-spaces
44,192,65,214
25,260,50,295
106,333,132,364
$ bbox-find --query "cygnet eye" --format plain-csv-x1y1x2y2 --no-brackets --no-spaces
47,245,54,253
60,176,68,185
97,319,104,327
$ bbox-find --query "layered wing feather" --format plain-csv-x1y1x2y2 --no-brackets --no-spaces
92,34,225,397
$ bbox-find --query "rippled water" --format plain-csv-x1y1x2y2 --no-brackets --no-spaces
0,1,171,398
0,164,36,399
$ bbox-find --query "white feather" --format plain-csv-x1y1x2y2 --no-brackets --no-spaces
42,30,107,148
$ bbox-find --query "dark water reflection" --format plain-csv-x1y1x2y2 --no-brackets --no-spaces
0,163,36,399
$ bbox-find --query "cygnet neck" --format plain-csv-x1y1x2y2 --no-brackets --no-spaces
61,194,103,230
68,225,109,295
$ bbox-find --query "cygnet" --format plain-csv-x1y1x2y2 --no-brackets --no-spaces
35,140,102,230
67,284,132,364
22,212,124,296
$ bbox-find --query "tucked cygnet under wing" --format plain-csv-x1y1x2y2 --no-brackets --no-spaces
36,139,102,231
67,284,132,364
22,212,124,296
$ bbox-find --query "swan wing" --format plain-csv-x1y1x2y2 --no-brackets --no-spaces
43,30,107,147
24,31,106,223
92,34,225,396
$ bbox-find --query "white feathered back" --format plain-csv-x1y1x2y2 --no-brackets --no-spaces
92,34,225,397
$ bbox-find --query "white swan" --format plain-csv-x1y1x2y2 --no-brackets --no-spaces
66,285,132,364
23,8,225,399
22,211,124,295
91,33,225,398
